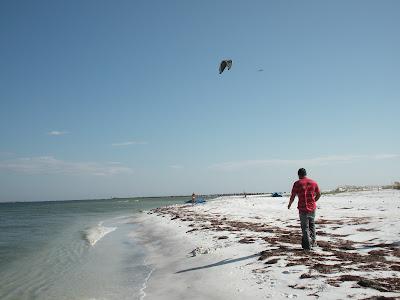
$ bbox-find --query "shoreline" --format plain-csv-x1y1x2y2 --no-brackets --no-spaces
132,206,268,300
138,264,155,300
134,190,400,300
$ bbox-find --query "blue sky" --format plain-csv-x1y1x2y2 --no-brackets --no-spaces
0,1,399,201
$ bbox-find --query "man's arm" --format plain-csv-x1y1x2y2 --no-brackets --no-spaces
315,184,321,202
288,183,297,209
288,193,296,209
315,191,321,202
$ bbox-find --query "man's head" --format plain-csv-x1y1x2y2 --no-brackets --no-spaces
298,168,307,179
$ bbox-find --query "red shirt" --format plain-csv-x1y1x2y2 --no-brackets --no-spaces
291,177,320,213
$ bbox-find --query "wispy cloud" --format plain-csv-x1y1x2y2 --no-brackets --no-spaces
111,141,148,147
48,130,68,136
209,154,400,171
0,156,133,176
170,164,184,169
0,151,14,157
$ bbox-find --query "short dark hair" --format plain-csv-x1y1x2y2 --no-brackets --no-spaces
298,168,307,177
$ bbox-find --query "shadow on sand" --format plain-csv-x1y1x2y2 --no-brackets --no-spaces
176,254,258,274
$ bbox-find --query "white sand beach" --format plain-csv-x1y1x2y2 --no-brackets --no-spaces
134,189,400,300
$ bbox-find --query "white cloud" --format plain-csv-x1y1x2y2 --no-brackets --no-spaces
209,154,400,171
48,130,68,136
0,156,133,176
170,165,184,169
111,141,148,146
0,151,14,157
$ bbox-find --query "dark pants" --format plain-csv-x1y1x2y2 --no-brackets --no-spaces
299,211,316,250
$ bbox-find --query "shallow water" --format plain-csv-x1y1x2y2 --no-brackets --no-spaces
0,197,187,300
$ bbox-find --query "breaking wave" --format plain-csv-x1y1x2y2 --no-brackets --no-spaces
82,222,117,246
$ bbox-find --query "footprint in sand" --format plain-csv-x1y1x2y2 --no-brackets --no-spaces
268,279,277,288
282,293,298,298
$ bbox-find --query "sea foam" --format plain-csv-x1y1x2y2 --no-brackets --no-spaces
138,263,155,300
83,222,117,246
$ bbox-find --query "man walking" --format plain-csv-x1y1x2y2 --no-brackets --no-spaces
288,168,321,250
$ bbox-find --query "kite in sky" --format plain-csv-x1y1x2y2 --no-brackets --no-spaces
219,60,232,74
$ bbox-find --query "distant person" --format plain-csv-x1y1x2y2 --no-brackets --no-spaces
288,168,321,250
192,193,196,205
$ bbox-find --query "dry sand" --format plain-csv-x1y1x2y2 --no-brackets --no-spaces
132,189,400,300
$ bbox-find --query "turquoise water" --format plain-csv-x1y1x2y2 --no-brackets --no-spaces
0,197,187,300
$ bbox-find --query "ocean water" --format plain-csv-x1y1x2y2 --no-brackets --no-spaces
0,197,188,300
